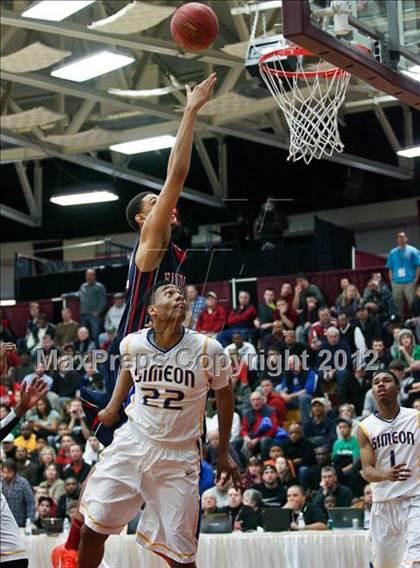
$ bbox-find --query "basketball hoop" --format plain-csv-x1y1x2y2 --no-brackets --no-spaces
259,45,351,164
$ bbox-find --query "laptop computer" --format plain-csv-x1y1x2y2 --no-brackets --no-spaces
200,513,232,534
328,507,364,529
261,508,291,532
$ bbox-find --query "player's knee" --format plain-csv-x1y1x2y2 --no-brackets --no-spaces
80,524,108,545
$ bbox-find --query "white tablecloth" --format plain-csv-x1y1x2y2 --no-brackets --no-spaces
22,531,371,568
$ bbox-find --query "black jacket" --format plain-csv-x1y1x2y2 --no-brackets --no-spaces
339,373,372,416
221,504,259,531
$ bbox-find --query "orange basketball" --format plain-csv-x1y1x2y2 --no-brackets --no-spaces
171,3,219,51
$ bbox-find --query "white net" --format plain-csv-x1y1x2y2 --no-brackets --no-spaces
259,49,351,164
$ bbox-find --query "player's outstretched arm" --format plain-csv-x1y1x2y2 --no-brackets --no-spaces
214,383,241,490
357,426,412,483
98,368,134,427
136,73,217,272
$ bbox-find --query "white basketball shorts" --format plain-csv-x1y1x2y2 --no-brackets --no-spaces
370,495,420,568
80,421,202,564
0,493,28,562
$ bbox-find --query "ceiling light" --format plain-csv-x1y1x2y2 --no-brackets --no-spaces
396,145,420,158
110,135,176,155
401,65,420,83
51,51,135,82
50,191,119,206
0,299,16,307
22,1,96,21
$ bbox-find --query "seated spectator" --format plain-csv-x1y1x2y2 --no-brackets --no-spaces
14,421,37,455
371,271,391,294
205,471,232,509
39,463,66,502
335,284,361,322
21,301,40,350
251,464,286,507
280,329,309,361
259,378,286,426
57,477,80,519
228,346,249,387
66,500,78,523
367,338,392,373
1,458,36,527
231,374,251,416
275,456,298,487
274,299,297,330
224,332,257,373
0,343,20,378
324,495,337,510
334,277,350,306
260,348,283,387
0,311,15,342
364,278,397,324
62,443,91,483
233,391,279,460
26,313,55,355
35,495,54,530
338,361,371,417
241,456,263,490
337,313,367,358
221,487,259,531
55,433,75,468
336,403,360,437
283,485,327,530
205,429,244,471
394,328,420,372
355,302,382,348
104,293,126,333
279,282,294,304
35,335,59,372
35,446,57,485
302,445,333,492
316,327,351,386
54,308,79,349
262,320,285,354
242,488,263,525
63,399,90,445
280,423,315,481
11,349,34,383
296,294,320,344
406,284,420,343
312,465,353,509
308,307,337,351
83,435,103,466
195,292,227,336
15,445,38,487
263,444,284,467
254,288,276,339
332,418,360,479
73,327,95,356
184,285,206,330
293,274,326,312
25,396,60,439
303,398,337,449
201,492,219,517
217,291,257,346
1,432,16,459
51,355,82,401
22,363,53,391
352,483,372,529
277,355,318,423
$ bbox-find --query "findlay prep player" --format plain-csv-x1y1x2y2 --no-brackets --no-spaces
81,72,219,445
358,371,420,568
78,282,240,568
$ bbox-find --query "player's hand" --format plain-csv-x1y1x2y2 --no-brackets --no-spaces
387,463,411,482
216,452,242,491
0,342,17,357
16,378,48,416
186,72,217,111
98,406,120,427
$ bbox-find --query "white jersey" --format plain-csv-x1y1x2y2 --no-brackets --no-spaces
120,327,230,445
359,407,420,502
0,493,27,562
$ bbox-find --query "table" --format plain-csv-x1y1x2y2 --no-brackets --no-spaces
22,530,371,568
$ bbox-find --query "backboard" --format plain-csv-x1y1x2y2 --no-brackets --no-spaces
282,0,420,109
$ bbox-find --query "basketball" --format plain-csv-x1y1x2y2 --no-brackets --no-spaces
170,2,219,51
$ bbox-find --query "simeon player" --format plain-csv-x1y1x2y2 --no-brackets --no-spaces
358,370,420,568
78,281,240,568
51,74,217,568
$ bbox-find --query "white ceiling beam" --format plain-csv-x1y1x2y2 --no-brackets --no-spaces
217,67,244,96
229,1,251,41
14,162,38,216
193,135,224,197
0,9,242,68
65,100,96,135
0,204,41,227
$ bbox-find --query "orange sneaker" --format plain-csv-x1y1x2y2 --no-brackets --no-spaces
51,544,78,568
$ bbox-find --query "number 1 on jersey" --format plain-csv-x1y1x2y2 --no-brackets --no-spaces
390,450,396,468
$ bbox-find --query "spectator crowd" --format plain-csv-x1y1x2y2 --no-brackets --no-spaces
1,231,419,533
